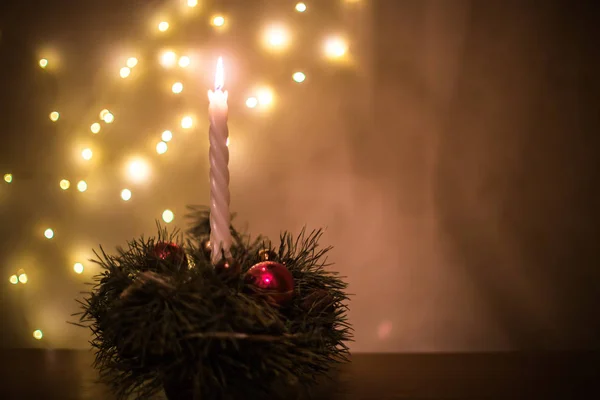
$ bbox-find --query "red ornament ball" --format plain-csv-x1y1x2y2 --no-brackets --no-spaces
152,242,188,270
244,261,294,305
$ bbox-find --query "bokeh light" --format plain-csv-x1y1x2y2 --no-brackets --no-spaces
158,21,170,32
103,112,114,123
44,228,54,239
246,97,258,108
178,56,191,68
212,15,225,27
295,2,307,12
121,189,132,201
324,36,348,59
181,116,193,129
18,273,28,284
39,58,48,68
59,179,70,190
127,159,151,183
9,275,18,285
257,88,274,106
3,173,13,183
73,263,84,274
160,51,177,68
161,130,173,142
156,141,168,154
187,0,198,7
162,209,174,223
49,111,60,122
292,72,306,83
90,122,101,134
33,330,43,340
81,148,93,160
99,109,109,119
263,25,290,50
172,82,183,94
126,57,138,68
77,180,88,192
120,67,131,78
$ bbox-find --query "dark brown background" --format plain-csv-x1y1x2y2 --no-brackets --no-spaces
1,0,598,352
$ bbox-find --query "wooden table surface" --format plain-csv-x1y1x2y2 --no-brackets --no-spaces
0,350,598,399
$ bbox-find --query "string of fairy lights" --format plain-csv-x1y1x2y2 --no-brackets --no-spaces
2,0,357,342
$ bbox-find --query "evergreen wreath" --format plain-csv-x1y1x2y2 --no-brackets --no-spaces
74,206,352,400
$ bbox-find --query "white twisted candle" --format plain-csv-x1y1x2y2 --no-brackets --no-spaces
208,57,232,264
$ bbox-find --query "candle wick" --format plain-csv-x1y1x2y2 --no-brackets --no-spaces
215,84,223,91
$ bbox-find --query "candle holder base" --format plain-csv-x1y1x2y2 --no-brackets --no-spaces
74,206,351,400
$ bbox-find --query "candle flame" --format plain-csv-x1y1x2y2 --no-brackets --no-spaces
215,57,224,91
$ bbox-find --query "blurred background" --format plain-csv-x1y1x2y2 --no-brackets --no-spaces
0,0,598,352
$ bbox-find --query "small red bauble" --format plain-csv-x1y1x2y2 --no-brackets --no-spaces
244,261,294,305
153,242,188,269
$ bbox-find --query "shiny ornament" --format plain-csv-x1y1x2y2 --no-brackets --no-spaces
214,258,241,279
152,242,188,270
201,239,212,259
244,261,294,305
258,248,278,261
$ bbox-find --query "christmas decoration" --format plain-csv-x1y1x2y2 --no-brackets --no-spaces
152,241,188,270
258,248,278,261
75,209,351,400
244,261,295,306
200,239,212,259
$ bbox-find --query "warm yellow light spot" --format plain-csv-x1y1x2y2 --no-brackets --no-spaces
33,330,43,340
246,97,258,108
187,0,198,7
226,137,230,147
18,273,28,284
324,36,348,59
162,209,175,223
212,15,225,27
103,112,114,123
257,88,274,106
156,141,168,154
181,116,193,129
158,21,170,32
9,275,18,285
99,109,109,119
127,159,150,183
121,188,132,201
3,173,12,183
59,179,70,190
293,72,306,83
120,67,131,78
81,148,93,160
77,180,88,192
161,130,173,142
126,57,138,68
160,51,177,68
178,56,191,68
263,25,290,50
90,122,101,134
295,2,307,12
172,82,183,94
49,111,60,122
44,228,54,239
39,58,48,68
74,263,84,274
